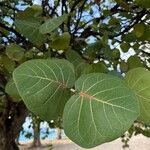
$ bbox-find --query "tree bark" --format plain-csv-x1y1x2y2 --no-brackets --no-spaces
0,99,28,150
56,128,62,140
31,116,41,147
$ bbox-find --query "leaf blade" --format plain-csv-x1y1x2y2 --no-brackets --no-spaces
124,67,150,124
63,73,139,148
40,14,68,34
13,59,75,121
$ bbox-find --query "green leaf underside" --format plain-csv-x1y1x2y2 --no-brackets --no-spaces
51,32,70,50
124,67,150,124
15,19,45,46
5,78,21,102
13,59,75,121
40,14,68,34
6,44,24,61
63,73,139,148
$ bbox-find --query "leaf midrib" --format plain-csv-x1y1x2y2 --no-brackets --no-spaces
18,73,67,88
79,91,135,113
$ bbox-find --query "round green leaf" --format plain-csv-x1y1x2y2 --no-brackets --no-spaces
120,42,130,53
6,44,25,61
75,62,90,78
13,59,75,121
127,55,143,70
63,73,139,148
2,55,15,72
5,78,21,102
120,61,128,72
111,49,120,60
133,23,145,38
84,41,101,60
15,19,45,46
65,50,83,67
124,68,150,124
50,32,70,50
138,25,150,41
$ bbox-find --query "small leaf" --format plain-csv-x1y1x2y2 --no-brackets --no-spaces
111,49,120,60
6,44,25,61
2,55,15,72
82,62,108,74
120,61,128,72
84,41,101,61
124,68,150,124
127,55,143,70
40,14,68,34
134,23,145,38
50,32,70,50
120,42,130,53
66,50,83,67
5,78,21,102
63,73,139,148
75,62,90,78
13,59,75,121
15,18,45,46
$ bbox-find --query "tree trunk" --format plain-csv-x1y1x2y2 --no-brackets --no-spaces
56,128,62,140
0,98,28,150
31,116,41,147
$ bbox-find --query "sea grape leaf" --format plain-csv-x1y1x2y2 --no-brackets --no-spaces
137,25,150,41
50,32,70,50
13,59,75,121
75,62,90,78
2,55,15,72
65,50,83,67
120,61,128,72
82,62,108,74
133,23,145,38
111,49,120,60
6,44,25,61
127,55,143,70
15,18,45,46
40,14,68,34
65,50,89,78
63,73,139,148
120,42,130,53
5,78,21,102
124,68,150,124
84,41,101,60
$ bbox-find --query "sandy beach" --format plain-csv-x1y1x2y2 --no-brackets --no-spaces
19,134,150,150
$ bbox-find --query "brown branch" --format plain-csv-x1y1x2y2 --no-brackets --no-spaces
73,0,87,34
67,0,82,33
110,9,147,38
0,22,26,42
51,0,60,16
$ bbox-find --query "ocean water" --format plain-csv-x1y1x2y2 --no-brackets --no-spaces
19,117,66,142
19,129,66,142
